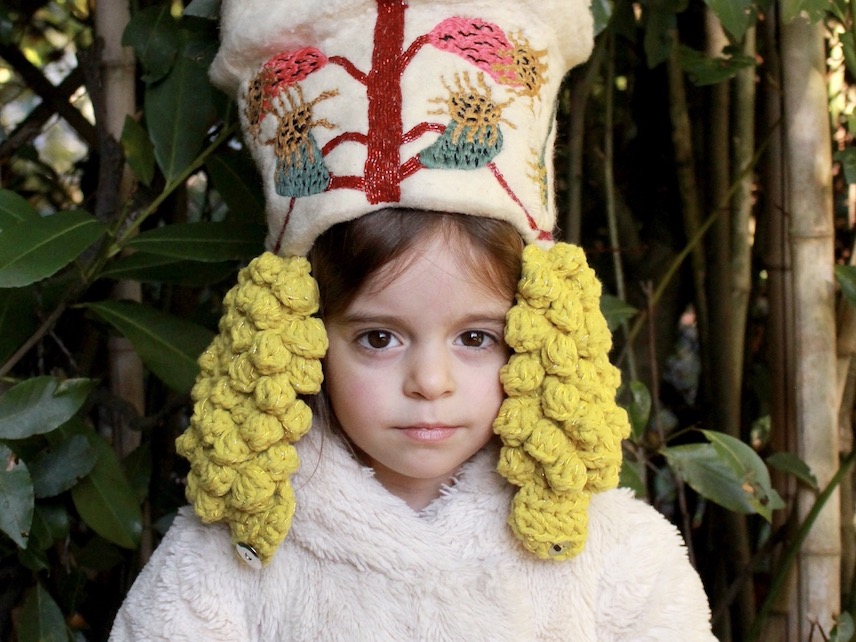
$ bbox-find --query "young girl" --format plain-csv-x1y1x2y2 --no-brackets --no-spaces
111,0,715,639
111,209,713,640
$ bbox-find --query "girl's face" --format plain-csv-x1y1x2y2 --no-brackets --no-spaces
323,232,512,511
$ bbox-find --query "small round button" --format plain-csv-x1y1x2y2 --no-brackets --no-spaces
547,542,568,557
235,542,262,570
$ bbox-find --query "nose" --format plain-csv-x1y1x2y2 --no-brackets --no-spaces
403,343,455,400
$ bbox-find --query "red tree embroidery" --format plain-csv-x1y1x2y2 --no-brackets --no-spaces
255,0,554,247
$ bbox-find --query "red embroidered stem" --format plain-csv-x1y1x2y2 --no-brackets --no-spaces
323,131,369,156
403,121,445,144
329,55,368,85
488,161,550,239
400,156,424,180
365,0,407,204
328,175,365,191
272,197,297,254
401,34,430,69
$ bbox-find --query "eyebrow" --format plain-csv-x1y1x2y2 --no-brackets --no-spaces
338,311,508,327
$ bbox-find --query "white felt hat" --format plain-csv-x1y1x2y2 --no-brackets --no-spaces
209,0,594,256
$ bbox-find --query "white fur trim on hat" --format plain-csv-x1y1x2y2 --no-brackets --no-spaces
210,0,594,256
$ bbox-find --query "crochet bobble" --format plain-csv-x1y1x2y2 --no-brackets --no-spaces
494,243,630,560
176,252,327,565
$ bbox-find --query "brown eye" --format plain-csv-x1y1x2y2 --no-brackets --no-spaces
458,330,488,348
358,330,398,350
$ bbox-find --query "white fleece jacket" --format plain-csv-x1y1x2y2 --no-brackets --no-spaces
110,428,716,641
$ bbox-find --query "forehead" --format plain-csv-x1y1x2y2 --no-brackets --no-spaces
354,233,511,313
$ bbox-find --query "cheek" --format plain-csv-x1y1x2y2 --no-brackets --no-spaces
323,354,385,419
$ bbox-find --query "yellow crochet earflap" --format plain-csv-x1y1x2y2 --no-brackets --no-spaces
494,242,631,560
175,252,327,567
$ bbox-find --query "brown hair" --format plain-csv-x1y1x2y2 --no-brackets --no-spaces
308,208,525,320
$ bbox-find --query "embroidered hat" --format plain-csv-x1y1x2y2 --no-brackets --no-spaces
176,0,630,568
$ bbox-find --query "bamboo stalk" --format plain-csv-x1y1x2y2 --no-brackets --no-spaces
666,35,709,351
95,0,148,565
781,13,840,638
729,26,756,412
603,29,637,382
759,4,799,638
564,37,606,245
95,0,143,455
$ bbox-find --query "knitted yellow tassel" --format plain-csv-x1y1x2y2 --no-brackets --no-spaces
494,242,630,560
176,252,327,566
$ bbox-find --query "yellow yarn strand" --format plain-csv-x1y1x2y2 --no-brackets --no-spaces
176,252,327,565
494,242,630,560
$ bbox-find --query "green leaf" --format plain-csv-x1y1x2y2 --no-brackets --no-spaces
122,5,180,84
835,149,856,186
121,115,156,186
841,37,856,81
643,4,677,69
28,434,98,498
781,0,828,23
591,0,613,35
626,381,652,440
701,429,784,521
71,428,142,549
664,443,758,515
29,502,70,551
619,456,646,497
101,252,237,286
702,0,755,40
0,287,39,365
18,583,69,642
600,294,637,331
71,536,124,572
0,377,96,440
766,451,818,490
206,150,265,223
0,444,34,548
145,32,218,183
0,210,107,288
184,0,221,19
830,612,855,642
0,189,38,230
678,45,756,87
127,222,266,262
837,265,856,307
122,443,153,502
86,300,214,392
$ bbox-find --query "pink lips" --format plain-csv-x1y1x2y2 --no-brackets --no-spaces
398,424,458,442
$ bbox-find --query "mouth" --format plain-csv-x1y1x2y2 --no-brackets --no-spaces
397,424,459,442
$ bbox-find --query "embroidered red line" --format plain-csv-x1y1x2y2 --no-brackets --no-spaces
328,175,365,191
329,56,368,85
403,122,445,144
272,197,297,254
488,161,550,239
323,132,369,156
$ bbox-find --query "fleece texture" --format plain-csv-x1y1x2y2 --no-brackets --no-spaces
111,428,715,641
